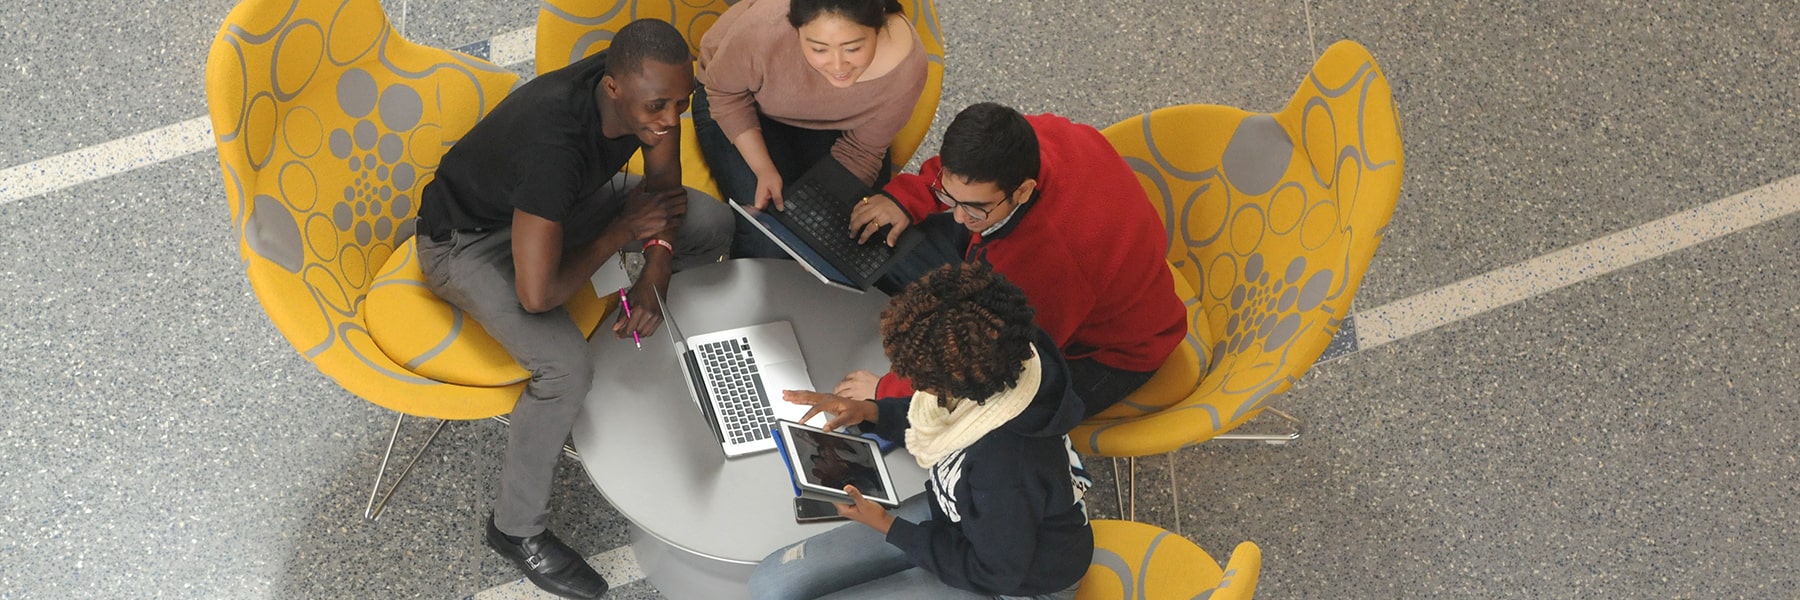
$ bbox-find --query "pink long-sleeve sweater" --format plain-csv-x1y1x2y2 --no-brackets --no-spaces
697,0,928,183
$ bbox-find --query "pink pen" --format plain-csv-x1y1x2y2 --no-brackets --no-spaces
619,288,641,349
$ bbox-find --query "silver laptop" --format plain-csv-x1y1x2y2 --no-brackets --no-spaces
655,288,815,458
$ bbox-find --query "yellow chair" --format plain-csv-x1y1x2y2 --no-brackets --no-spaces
1075,40,1404,532
886,0,947,173
206,0,611,519
1080,520,1260,600
534,0,945,193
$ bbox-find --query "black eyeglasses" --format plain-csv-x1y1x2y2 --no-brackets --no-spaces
931,172,1002,220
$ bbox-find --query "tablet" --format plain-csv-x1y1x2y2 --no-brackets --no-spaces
772,419,902,508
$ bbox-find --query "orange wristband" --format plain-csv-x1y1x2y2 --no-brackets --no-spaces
644,239,674,255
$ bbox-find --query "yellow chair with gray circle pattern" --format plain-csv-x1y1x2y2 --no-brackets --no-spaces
534,0,945,192
885,0,947,172
205,0,612,519
1074,40,1403,530
1079,520,1260,600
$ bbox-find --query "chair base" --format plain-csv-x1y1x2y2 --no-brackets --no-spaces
1109,407,1304,536
365,413,450,521
1212,406,1304,445
362,413,582,521
1111,455,1186,536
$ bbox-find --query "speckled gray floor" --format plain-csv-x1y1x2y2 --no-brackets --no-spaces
2,0,1797,598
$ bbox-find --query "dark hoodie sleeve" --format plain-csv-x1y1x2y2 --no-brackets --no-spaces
883,449,1058,595
867,395,912,443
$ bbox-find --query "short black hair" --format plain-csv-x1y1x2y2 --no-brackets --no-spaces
608,19,691,76
939,102,1040,194
880,263,1036,402
788,0,903,30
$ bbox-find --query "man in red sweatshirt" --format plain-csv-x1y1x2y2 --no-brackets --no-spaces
845,102,1185,418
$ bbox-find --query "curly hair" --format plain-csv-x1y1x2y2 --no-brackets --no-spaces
880,263,1036,402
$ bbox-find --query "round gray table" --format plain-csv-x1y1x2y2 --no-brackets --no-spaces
571,258,927,600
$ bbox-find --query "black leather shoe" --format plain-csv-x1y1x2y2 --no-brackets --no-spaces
485,514,609,599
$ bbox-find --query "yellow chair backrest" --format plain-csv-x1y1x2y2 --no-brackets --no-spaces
887,0,945,171
206,0,551,418
1080,520,1260,600
1076,40,1402,455
535,0,728,72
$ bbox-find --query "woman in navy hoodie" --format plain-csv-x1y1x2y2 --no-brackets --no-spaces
751,263,1095,599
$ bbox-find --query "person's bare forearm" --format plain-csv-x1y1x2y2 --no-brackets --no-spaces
528,226,632,312
732,129,779,180
636,246,673,295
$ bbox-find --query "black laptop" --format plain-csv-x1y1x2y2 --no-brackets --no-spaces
730,159,923,292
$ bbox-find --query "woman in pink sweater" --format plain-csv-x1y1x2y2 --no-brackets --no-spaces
694,0,928,258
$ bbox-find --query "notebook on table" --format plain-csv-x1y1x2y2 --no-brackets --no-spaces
771,419,901,508
730,158,924,293
656,288,815,458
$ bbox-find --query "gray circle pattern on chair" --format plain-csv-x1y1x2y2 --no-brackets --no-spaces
1085,47,1400,448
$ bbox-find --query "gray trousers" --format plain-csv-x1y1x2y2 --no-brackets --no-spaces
416,178,732,537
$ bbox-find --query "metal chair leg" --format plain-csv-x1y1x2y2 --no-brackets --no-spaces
1111,457,1124,521
1108,455,1137,522
1127,456,1138,522
1096,410,1293,534
362,413,585,522
1169,452,1181,537
365,413,449,521
1212,406,1305,444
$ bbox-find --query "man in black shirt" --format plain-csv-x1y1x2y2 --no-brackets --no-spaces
415,19,729,600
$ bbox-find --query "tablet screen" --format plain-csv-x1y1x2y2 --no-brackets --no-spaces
777,420,899,505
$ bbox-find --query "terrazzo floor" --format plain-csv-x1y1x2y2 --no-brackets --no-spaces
3,0,1798,598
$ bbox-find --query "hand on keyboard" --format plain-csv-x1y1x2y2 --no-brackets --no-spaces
849,194,910,247
754,170,785,212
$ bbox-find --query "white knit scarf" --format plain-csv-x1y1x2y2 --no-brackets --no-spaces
904,345,1043,468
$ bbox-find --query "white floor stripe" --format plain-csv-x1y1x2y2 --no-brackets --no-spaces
488,25,536,67
473,545,644,600
0,26,536,208
1355,172,1800,349
0,117,214,206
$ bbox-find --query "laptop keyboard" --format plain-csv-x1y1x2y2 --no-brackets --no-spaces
698,337,775,444
783,179,891,281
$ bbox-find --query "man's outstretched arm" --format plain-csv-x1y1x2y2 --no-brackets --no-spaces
512,188,674,315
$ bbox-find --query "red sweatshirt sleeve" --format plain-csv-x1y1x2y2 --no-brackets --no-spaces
880,156,946,224
875,371,916,400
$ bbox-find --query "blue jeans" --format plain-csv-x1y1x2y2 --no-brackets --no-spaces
748,495,1079,600
1067,357,1158,419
